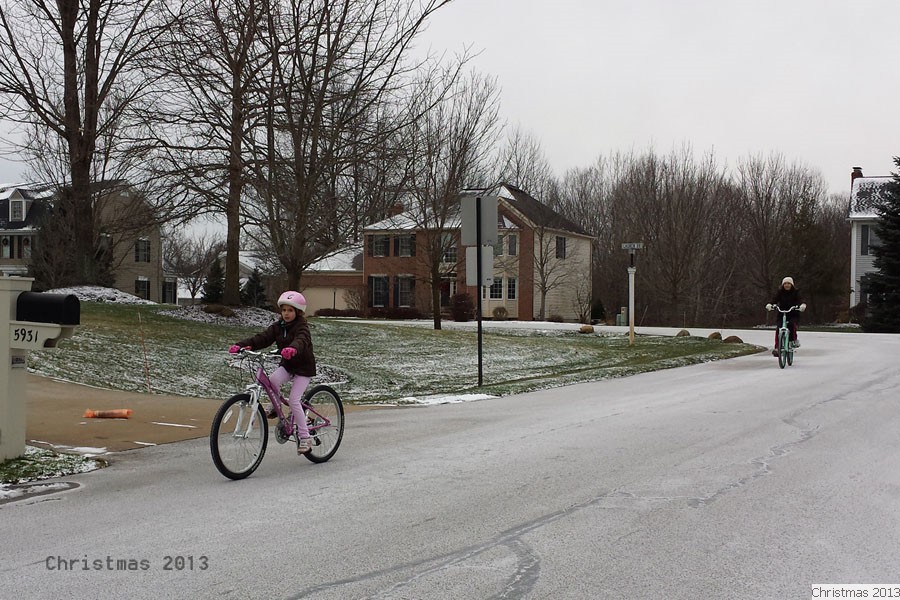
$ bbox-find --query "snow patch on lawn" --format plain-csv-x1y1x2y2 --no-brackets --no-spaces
160,304,278,328
45,285,157,305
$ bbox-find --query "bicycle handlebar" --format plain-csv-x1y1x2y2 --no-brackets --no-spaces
226,348,281,371
769,305,801,313
231,348,280,359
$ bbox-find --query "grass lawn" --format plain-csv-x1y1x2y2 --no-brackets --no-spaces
27,302,762,404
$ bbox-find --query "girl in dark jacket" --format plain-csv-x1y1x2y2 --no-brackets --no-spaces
766,276,807,355
230,291,316,454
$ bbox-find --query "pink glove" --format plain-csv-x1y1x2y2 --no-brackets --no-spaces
229,344,242,354
281,347,297,360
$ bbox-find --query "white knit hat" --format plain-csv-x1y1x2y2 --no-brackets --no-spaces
782,276,794,286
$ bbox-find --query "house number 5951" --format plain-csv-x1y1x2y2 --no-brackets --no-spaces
13,328,36,343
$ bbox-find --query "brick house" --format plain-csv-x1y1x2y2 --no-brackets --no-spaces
0,182,175,303
361,183,593,321
848,167,893,308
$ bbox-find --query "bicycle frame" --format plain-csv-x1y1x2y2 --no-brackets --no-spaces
239,350,333,439
773,306,800,369
211,349,345,479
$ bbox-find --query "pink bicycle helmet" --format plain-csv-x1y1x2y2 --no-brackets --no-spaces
277,290,307,313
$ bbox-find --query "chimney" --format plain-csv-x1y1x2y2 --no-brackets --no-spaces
388,202,405,217
851,166,863,187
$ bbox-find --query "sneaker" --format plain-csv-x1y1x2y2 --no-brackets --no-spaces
792,341,801,349
772,349,778,356
266,407,277,419
297,437,312,455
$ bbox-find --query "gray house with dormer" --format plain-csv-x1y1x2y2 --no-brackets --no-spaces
0,184,51,275
848,167,893,308
1,182,175,302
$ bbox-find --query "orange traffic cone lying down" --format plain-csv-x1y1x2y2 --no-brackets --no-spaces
84,409,133,419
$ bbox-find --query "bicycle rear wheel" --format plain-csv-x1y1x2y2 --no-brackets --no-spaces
787,343,794,366
210,394,268,480
778,329,787,369
302,385,344,464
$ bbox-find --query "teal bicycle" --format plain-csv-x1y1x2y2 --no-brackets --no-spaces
769,305,800,369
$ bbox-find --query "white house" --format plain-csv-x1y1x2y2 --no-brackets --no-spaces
848,167,893,308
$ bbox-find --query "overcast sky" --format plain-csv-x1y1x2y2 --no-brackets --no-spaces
1,0,898,197
414,0,900,196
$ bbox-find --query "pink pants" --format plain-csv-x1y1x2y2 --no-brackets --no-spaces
269,367,311,438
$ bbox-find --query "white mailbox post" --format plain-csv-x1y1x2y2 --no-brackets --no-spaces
1,276,79,461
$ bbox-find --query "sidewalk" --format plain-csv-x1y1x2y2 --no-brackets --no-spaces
25,374,221,453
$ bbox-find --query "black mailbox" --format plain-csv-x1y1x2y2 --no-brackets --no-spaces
16,292,80,326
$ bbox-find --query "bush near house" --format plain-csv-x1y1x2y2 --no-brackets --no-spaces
367,307,423,320
315,308,365,318
450,293,475,322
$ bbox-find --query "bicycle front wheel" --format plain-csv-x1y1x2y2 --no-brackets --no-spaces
778,330,787,369
210,394,268,480
303,385,344,464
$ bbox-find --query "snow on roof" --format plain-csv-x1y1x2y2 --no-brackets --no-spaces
216,250,266,273
307,245,362,272
238,251,265,271
0,183,54,200
850,176,895,219
364,207,468,231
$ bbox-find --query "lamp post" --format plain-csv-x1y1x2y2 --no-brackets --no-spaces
621,243,643,345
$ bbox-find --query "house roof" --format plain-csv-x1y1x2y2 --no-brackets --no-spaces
217,250,268,275
850,176,896,219
0,184,51,231
0,181,137,233
307,245,363,272
493,183,591,237
362,184,590,237
364,212,434,232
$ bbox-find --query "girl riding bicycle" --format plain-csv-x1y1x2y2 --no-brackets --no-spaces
766,276,807,356
229,291,316,454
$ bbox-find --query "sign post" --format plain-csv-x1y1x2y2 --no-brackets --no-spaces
461,195,498,387
621,243,643,346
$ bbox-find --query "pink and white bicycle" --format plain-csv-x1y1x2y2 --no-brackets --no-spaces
210,349,344,480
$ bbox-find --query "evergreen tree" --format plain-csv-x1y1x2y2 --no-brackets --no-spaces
241,268,267,308
201,260,225,304
862,157,900,333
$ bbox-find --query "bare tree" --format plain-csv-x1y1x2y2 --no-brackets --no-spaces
163,229,225,302
0,0,165,284
401,68,501,329
603,147,736,325
242,0,453,292
496,126,558,203
147,0,272,305
556,153,629,319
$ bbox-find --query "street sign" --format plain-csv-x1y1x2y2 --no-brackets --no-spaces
465,246,494,287
621,242,644,250
461,195,498,246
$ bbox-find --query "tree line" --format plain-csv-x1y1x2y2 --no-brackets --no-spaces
0,0,856,327
545,148,850,326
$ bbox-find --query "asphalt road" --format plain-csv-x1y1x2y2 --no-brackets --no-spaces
2,328,900,599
